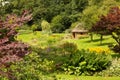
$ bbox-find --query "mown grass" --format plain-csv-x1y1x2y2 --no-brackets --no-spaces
56,74,120,80
66,35,116,50
17,30,116,50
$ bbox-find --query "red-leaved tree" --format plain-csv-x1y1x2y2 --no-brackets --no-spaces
91,6,120,53
0,10,32,79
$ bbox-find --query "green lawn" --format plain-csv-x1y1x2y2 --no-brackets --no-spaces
17,30,116,50
17,30,65,48
56,74,120,80
66,35,116,50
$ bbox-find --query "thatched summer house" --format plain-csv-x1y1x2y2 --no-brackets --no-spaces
72,23,88,38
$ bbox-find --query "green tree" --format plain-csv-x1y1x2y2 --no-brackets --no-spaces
41,20,51,34
51,15,71,33
91,7,120,53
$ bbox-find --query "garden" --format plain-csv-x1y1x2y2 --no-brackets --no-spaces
0,0,120,80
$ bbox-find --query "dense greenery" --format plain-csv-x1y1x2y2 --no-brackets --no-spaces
91,7,120,53
63,50,111,76
0,11,32,79
1,0,120,32
0,0,120,80
0,30,119,79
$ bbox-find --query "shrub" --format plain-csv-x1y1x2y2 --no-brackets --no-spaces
44,42,78,56
97,58,120,77
62,50,112,76
31,24,38,32
19,24,31,30
59,42,78,55
41,20,51,34
0,10,32,79
51,23,64,33
4,52,55,80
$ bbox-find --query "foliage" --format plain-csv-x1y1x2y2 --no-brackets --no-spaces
41,20,51,34
31,24,38,32
43,42,78,57
19,24,31,30
51,15,71,33
2,0,120,33
62,50,111,76
31,42,78,65
0,10,32,79
0,50,56,80
91,6,120,53
81,0,119,30
59,42,77,55
70,21,80,29
82,5,101,29
97,58,120,77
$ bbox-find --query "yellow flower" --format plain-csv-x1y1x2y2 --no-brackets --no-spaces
88,47,111,54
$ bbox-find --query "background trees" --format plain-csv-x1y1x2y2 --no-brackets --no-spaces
1,0,120,33
51,15,71,33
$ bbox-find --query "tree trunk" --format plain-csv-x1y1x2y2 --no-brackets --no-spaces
90,33,93,41
100,34,103,45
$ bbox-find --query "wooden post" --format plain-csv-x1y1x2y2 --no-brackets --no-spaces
72,32,76,38
90,33,93,41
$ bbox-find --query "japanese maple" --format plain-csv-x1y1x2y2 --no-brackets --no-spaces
0,10,32,79
91,6,120,53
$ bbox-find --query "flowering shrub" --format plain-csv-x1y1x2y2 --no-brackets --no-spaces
88,47,111,54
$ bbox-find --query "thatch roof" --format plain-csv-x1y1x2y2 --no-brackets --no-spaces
72,29,88,33
72,23,88,33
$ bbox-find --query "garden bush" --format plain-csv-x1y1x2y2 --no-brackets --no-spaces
0,10,32,79
62,50,112,76
19,24,31,30
31,24,39,32
0,51,55,80
41,20,51,34
44,42,78,56
97,58,120,77
59,42,78,55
